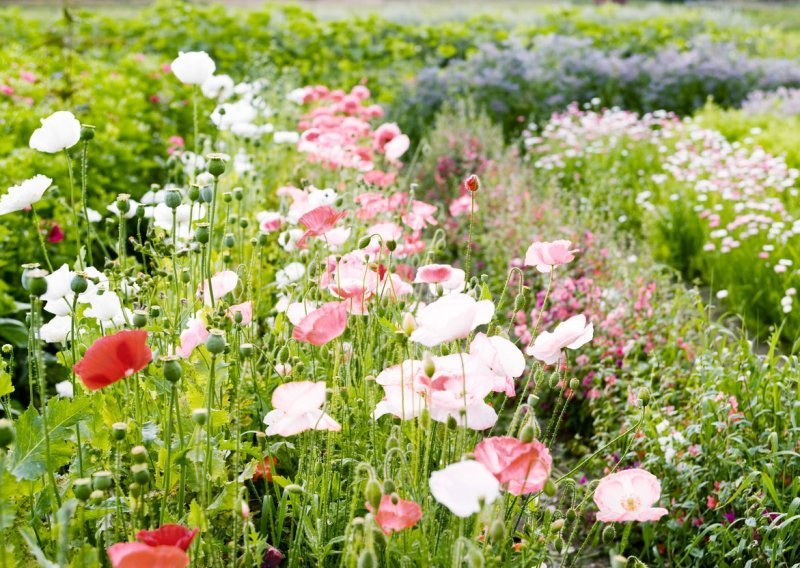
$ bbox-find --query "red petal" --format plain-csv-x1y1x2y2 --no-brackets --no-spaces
74,330,152,390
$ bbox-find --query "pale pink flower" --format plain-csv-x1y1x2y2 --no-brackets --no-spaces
527,314,593,365
178,315,209,358
384,134,410,162
257,211,285,233
429,460,500,517
202,270,238,305
227,301,253,325
263,381,341,436
409,294,494,347
292,301,348,346
594,469,668,522
473,436,552,495
448,194,474,217
285,300,320,326
414,264,456,285
296,205,347,248
524,240,578,273
469,333,525,396
373,123,402,152
366,495,422,534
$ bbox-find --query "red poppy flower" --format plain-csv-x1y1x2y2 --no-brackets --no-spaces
107,542,188,568
136,524,199,551
73,329,152,390
296,205,347,248
253,456,277,482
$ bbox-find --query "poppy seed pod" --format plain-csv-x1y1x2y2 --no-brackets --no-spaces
25,268,48,296
73,478,92,501
162,356,183,383
192,408,208,426
80,124,95,141
112,422,128,441
131,463,150,485
131,445,148,464
116,194,131,214
132,309,148,329
206,330,226,354
233,187,244,201
70,273,89,294
223,191,233,204
224,233,235,248
188,185,201,202
165,189,182,209
195,223,210,244
207,153,227,178
239,343,253,358
92,471,113,491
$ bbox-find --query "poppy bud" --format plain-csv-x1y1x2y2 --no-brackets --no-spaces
357,235,371,249
357,550,377,568
257,233,268,246
116,194,131,214
165,189,182,209
285,484,303,494
181,268,191,283
423,352,435,378
513,293,526,312
464,174,480,193
551,518,565,531
566,508,577,523
80,124,95,141
490,519,505,543
207,153,227,178
112,422,128,441
92,471,113,491
132,309,148,329
206,329,226,355
520,424,535,443
195,223,210,244
544,479,557,496
0,418,15,448
554,537,564,553
638,387,651,406
386,240,397,252
569,378,580,391
365,479,382,511
383,480,396,494
73,478,92,501
162,356,183,383
401,312,416,335
602,524,616,544
239,218,249,229
71,273,89,294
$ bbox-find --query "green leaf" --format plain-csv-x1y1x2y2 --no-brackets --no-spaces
0,368,13,398
11,398,92,481
19,527,58,568
0,318,27,348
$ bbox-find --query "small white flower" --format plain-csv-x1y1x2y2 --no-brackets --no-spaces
55,380,74,399
201,74,234,101
716,290,729,299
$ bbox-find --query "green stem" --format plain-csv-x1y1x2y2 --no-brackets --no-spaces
160,385,176,524
30,206,53,272
81,139,92,265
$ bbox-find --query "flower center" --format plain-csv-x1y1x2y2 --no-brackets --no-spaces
125,368,135,377
621,495,641,512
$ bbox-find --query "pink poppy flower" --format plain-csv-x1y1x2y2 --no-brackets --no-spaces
263,381,341,436
594,469,668,522
469,333,525,396
366,494,422,534
107,542,189,568
449,194,474,217
201,270,238,305
177,316,209,358
527,314,593,365
474,436,552,495
414,264,454,284
296,205,347,248
384,134,410,162
227,301,253,325
372,122,402,152
409,294,494,347
292,301,348,346
284,300,320,326
524,240,578,273
257,211,285,233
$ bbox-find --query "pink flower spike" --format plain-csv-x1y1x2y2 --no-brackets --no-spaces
367,494,422,534
292,301,348,346
524,240,578,273
594,468,668,523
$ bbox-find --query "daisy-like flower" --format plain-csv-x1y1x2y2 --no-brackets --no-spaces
0,175,52,216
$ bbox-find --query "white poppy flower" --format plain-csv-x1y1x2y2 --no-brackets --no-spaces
171,51,216,85
429,460,501,517
29,111,81,153
0,175,52,215
201,74,234,101
41,316,73,344
55,380,74,399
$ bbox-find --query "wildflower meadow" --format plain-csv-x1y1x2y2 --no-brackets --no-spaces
1,1,800,567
